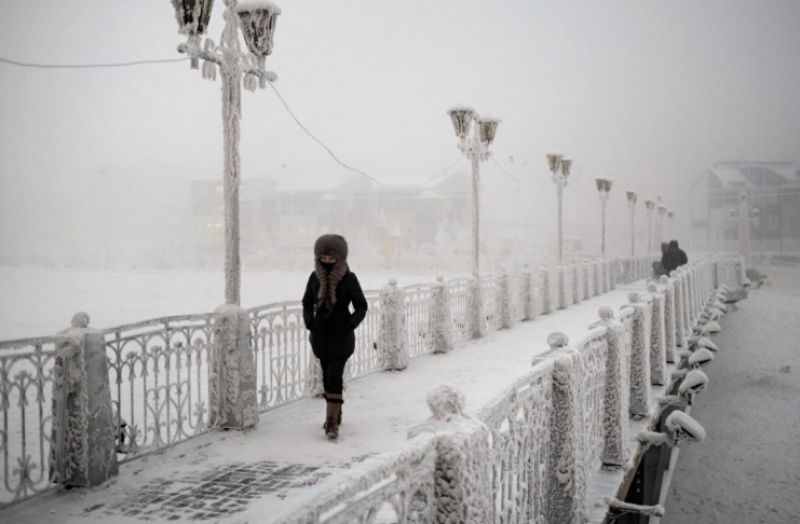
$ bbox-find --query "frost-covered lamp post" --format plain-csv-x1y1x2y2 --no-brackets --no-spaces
626,190,638,257
171,0,279,431
644,198,655,254
656,203,667,249
667,209,675,241
172,0,281,305
547,154,573,264
447,106,501,277
732,192,759,265
595,177,613,259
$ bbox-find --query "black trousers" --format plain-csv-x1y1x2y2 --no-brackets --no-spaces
319,357,348,401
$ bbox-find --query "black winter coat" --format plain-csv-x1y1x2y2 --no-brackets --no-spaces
302,271,368,360
662,247,689,274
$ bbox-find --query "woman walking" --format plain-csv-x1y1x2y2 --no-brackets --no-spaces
302,234,368,440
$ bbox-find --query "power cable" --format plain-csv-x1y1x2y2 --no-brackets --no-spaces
265,81,387,186
490,154,521,182
0,52,475,191
0,55,189,69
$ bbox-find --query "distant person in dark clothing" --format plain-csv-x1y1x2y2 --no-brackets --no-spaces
675,240,688,266
662,240,688,274
302,234,368,440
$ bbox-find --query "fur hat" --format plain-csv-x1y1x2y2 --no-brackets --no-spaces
313,234,349,306
314,234,348,261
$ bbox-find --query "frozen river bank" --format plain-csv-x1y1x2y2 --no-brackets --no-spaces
0,266,432,339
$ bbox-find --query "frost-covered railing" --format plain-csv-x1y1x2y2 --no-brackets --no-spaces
103,314,217,463
0,336,59,507
403,284,434,359
0,253,720,508
278,255,742,524
276,432,438,523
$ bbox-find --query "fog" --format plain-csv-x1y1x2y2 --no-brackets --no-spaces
1,0,799,273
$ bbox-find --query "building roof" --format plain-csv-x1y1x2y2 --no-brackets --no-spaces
708,161,800,190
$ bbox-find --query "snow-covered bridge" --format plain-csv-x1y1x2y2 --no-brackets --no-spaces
0,255,747,523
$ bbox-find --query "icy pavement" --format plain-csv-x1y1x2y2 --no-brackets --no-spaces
662,266,800,524
4,280,646,524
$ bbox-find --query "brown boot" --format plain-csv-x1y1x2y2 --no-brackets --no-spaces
324,402,340,440
321,396,343,428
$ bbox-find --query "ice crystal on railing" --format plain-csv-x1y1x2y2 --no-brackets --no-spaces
626,293,651,418
547,351,589,524
647,283,666,386
431,277,453,353
596,307,630,468
408,386,493,523
540,267,552,315
379,280,409,370
660,276,677,363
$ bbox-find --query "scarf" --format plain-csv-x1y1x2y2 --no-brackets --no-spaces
314,258,349,306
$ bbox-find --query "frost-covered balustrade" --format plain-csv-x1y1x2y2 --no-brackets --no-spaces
0,254,664,508
276,255,745,524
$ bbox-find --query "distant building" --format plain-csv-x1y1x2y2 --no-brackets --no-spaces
690,161,800,253
189,172,471,269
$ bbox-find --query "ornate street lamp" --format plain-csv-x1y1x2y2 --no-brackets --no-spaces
666,209,675,240
656,203,667,250
171,0,281,305
447,106,501,277
547,154,572,264
626,190,638,257
595,177,613,258
644,198,655,254
728,192,759,265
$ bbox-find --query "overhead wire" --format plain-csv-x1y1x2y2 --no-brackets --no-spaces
490,154,521,182
0,55,189,69
0,53,520,192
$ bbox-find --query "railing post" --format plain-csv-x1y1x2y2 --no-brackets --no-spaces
469,276,485,338
680,269,691,338
572,264,580,304
672,269,686,348
610,259,617,289
407,385,493,523
431,276,453,354
50,312,118,488
498,269,513,329
583,262,590,300
540,266,552,315
209,305,259,429
627,293,651,418
521,264,536,321
593,261,601,296
558,265,568,310
660,275,677,363
647,283,666,386
595,307,630,468
545,332,588,524
600,261,608,294
379,279,409,369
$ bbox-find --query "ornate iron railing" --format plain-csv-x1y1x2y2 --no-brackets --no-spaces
481,274,501,332
403,284,434,359
0,337,58,507
447,278,472,346
279,432,438,523
0,255,735,508
103,314,217,463
476,362,554,524
574,328,609,472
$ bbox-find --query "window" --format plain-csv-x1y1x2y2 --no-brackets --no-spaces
766,215,778,231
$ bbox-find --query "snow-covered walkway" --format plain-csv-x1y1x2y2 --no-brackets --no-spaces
5,279,649,524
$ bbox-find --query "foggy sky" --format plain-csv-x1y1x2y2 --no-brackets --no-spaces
1,0,799,257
